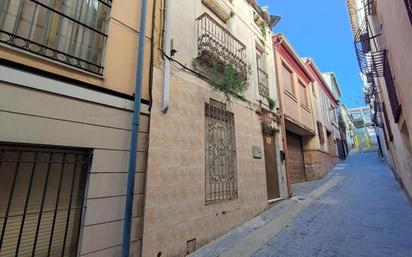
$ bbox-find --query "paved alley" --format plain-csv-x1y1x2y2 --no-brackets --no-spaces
190,152,412,257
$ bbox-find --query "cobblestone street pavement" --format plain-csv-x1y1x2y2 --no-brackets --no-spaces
190,152,412,257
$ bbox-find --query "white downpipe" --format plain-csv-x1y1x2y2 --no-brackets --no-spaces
161,0,171,113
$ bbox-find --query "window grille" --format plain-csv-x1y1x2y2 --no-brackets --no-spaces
0,0,111,75
0,144,91,257
205,101,237,204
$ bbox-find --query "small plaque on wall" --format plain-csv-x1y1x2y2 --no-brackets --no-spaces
252,145,262,159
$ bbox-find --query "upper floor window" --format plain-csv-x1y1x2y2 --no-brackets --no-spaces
281,63,294,96
299,80,309,108
0,0,111,75
330,104,337,122
312,83,317,98
256,49,268,97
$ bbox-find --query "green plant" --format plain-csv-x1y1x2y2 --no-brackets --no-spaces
191,58,198,69
230,10,235,18
260,22,267,38
261,122,279,136
259,38,265,47
209,62,250,101
267,97,276,110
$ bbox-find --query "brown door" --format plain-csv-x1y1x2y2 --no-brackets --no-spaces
263,135,280,200
286,131,306,184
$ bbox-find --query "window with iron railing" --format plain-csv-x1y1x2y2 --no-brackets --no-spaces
196,13,247,76
0,0,111,75
205,100,237,204
256,50,268,97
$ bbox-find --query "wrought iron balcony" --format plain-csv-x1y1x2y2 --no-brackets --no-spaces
354,18,385,77
196,13,248,76
0,0,111,75
364,0,377,15
257,67,269,97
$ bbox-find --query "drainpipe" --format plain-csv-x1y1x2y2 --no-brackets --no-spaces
161,0,171,113
121,0,148,256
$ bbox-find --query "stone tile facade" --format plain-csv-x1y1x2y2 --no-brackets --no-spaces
142,68,269,257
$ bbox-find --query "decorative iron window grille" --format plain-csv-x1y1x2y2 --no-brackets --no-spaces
0,144,92,257
0,0,111,75
405,0,412,25
196,13,248,76
257,66,269,97
205,101,237,204
383,53,402,123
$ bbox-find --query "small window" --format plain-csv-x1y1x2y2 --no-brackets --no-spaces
282,63,294,95
205,101,237,203
312,83,317,98
317,121,325,144
299,80,309,108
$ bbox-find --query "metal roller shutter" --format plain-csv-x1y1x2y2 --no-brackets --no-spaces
286,132,306,184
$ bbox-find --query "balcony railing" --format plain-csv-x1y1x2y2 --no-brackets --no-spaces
0,0,111,75
257,67,269,97
364,0,377,15
196,13,247,76
354,18,385,77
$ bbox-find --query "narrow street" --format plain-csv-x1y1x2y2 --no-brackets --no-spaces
190,152,412,257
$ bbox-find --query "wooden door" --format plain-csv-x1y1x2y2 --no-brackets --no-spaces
263,135,280,200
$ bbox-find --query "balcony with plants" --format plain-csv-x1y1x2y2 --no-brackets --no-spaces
246,0,281,31
195,12,251,100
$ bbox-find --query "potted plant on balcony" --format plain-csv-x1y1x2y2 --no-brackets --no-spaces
261,111,279,136
209,61,250,101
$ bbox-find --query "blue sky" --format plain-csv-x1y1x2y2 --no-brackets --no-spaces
259,0,365,108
